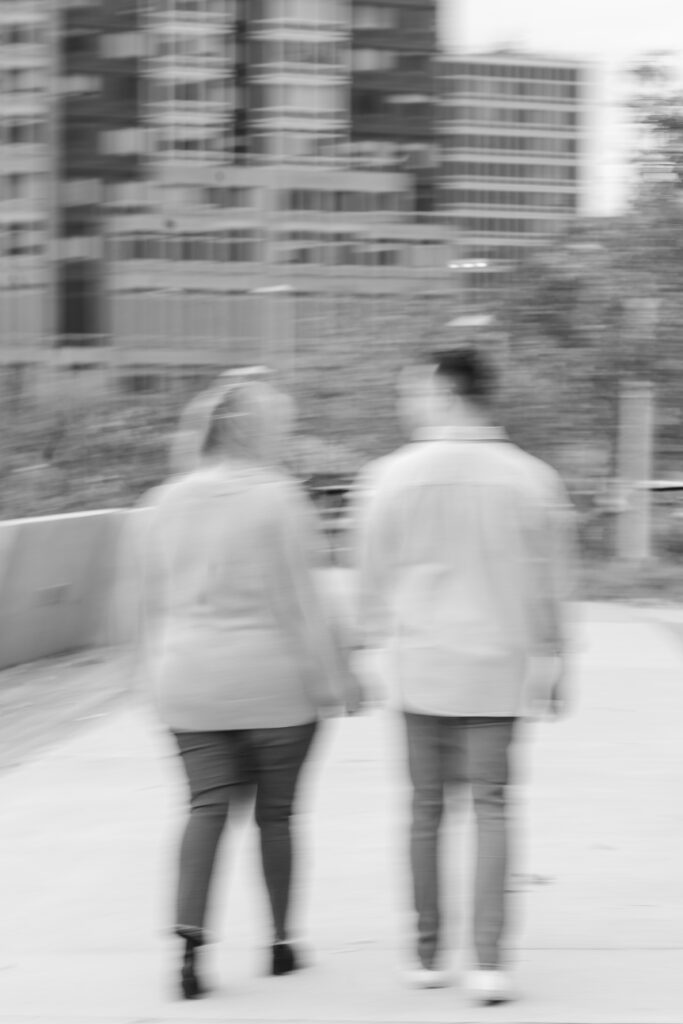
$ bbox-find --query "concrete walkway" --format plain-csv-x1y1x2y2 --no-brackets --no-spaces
0,605,682,1023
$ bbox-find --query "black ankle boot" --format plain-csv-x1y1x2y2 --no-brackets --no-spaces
271,941,298,976
180,936,205,999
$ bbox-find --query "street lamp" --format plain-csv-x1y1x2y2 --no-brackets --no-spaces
448,259,490,317
249,283,295,376
448,260,489,270
563,240,658,561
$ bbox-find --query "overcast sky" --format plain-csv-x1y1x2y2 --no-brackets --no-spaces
438,0,683,214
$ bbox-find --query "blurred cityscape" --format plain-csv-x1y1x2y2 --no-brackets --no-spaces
1,12,682,1020
2,0,683,588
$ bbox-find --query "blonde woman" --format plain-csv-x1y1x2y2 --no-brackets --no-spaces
127,375,360,998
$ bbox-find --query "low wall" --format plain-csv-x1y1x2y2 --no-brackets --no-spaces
0,504,353,673
0,509,128,671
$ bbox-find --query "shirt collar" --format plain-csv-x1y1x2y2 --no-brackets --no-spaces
413,425,508,444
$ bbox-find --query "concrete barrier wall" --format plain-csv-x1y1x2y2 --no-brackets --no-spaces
0,509,128,671
0,503,348,672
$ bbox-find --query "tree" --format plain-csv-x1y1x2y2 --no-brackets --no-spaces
628,53,683,197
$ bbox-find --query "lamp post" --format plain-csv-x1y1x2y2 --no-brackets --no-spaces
448,259,488,321
562,242,658,562
249,283,295,380
614,295,659,562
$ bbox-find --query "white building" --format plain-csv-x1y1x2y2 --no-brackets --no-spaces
105,163,454,371
437,50,589,300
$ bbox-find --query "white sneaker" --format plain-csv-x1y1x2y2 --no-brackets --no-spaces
404,964,453,989
467,969,514,1005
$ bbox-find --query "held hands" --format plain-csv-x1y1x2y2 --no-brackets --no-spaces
345,648,389,715
343,668,366,716
331,648,388,717
527,655,570,721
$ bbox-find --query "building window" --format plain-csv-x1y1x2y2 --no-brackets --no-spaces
444,189,578,211
100,129,145,155
353,4,396,30
62,179,101,206
3,68,45,93
255,82,345,113
2,23,44,46
442,161,578,183
263,0,335,21
205,186,253,207
252,38,343,66
103,181,152,208
279,231,320,264
58,272,101,340
108,74,139,104
112,234,167,261
1,174,28,200
6,120,44,145
100,32,145,59
444,134,578,156
61,75,102,95
352,49,396,72
352,90,382,117
455,216,563,236
65,31,96,55
63,237,103,261
396,54,428,74
217,230,259,262
3,225,44,257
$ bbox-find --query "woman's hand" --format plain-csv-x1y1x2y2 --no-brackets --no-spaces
526,655,571,721
343,668,366,716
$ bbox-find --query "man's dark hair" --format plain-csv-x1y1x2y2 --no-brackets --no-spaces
430,345,496,405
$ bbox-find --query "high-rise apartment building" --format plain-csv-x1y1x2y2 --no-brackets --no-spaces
438,51,587,298
0,0,53,354
142,0,238,165
59,0,143,344
245,0,350,166
350,0,438,208
1,0,451,369
99,1,451,371
141,0,351,170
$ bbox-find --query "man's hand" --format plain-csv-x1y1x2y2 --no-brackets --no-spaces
343,669,366,716
528,656,570,721
547,670,569,719
347,647,389,711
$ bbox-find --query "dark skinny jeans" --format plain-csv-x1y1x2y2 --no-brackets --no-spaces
173,721,317,946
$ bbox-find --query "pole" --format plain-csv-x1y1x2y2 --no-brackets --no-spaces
45,0,61,379
615,380,655,561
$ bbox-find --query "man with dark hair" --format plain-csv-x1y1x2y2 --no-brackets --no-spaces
355,345,575,1005
431,346,497,404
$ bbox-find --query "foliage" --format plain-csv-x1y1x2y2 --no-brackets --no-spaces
627,53,683,196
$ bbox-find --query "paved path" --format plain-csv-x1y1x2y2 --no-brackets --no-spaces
0,605,682,1023
0,648,128,772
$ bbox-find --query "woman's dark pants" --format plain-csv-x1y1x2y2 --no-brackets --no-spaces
173,721,317,946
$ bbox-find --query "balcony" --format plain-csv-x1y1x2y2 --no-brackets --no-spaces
0,44,47,70
145,103,235,123
145,56,236,76
146,11,236,30
1,143,47,168
249,61,348,79
250,107,348,124
249,18,348,34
